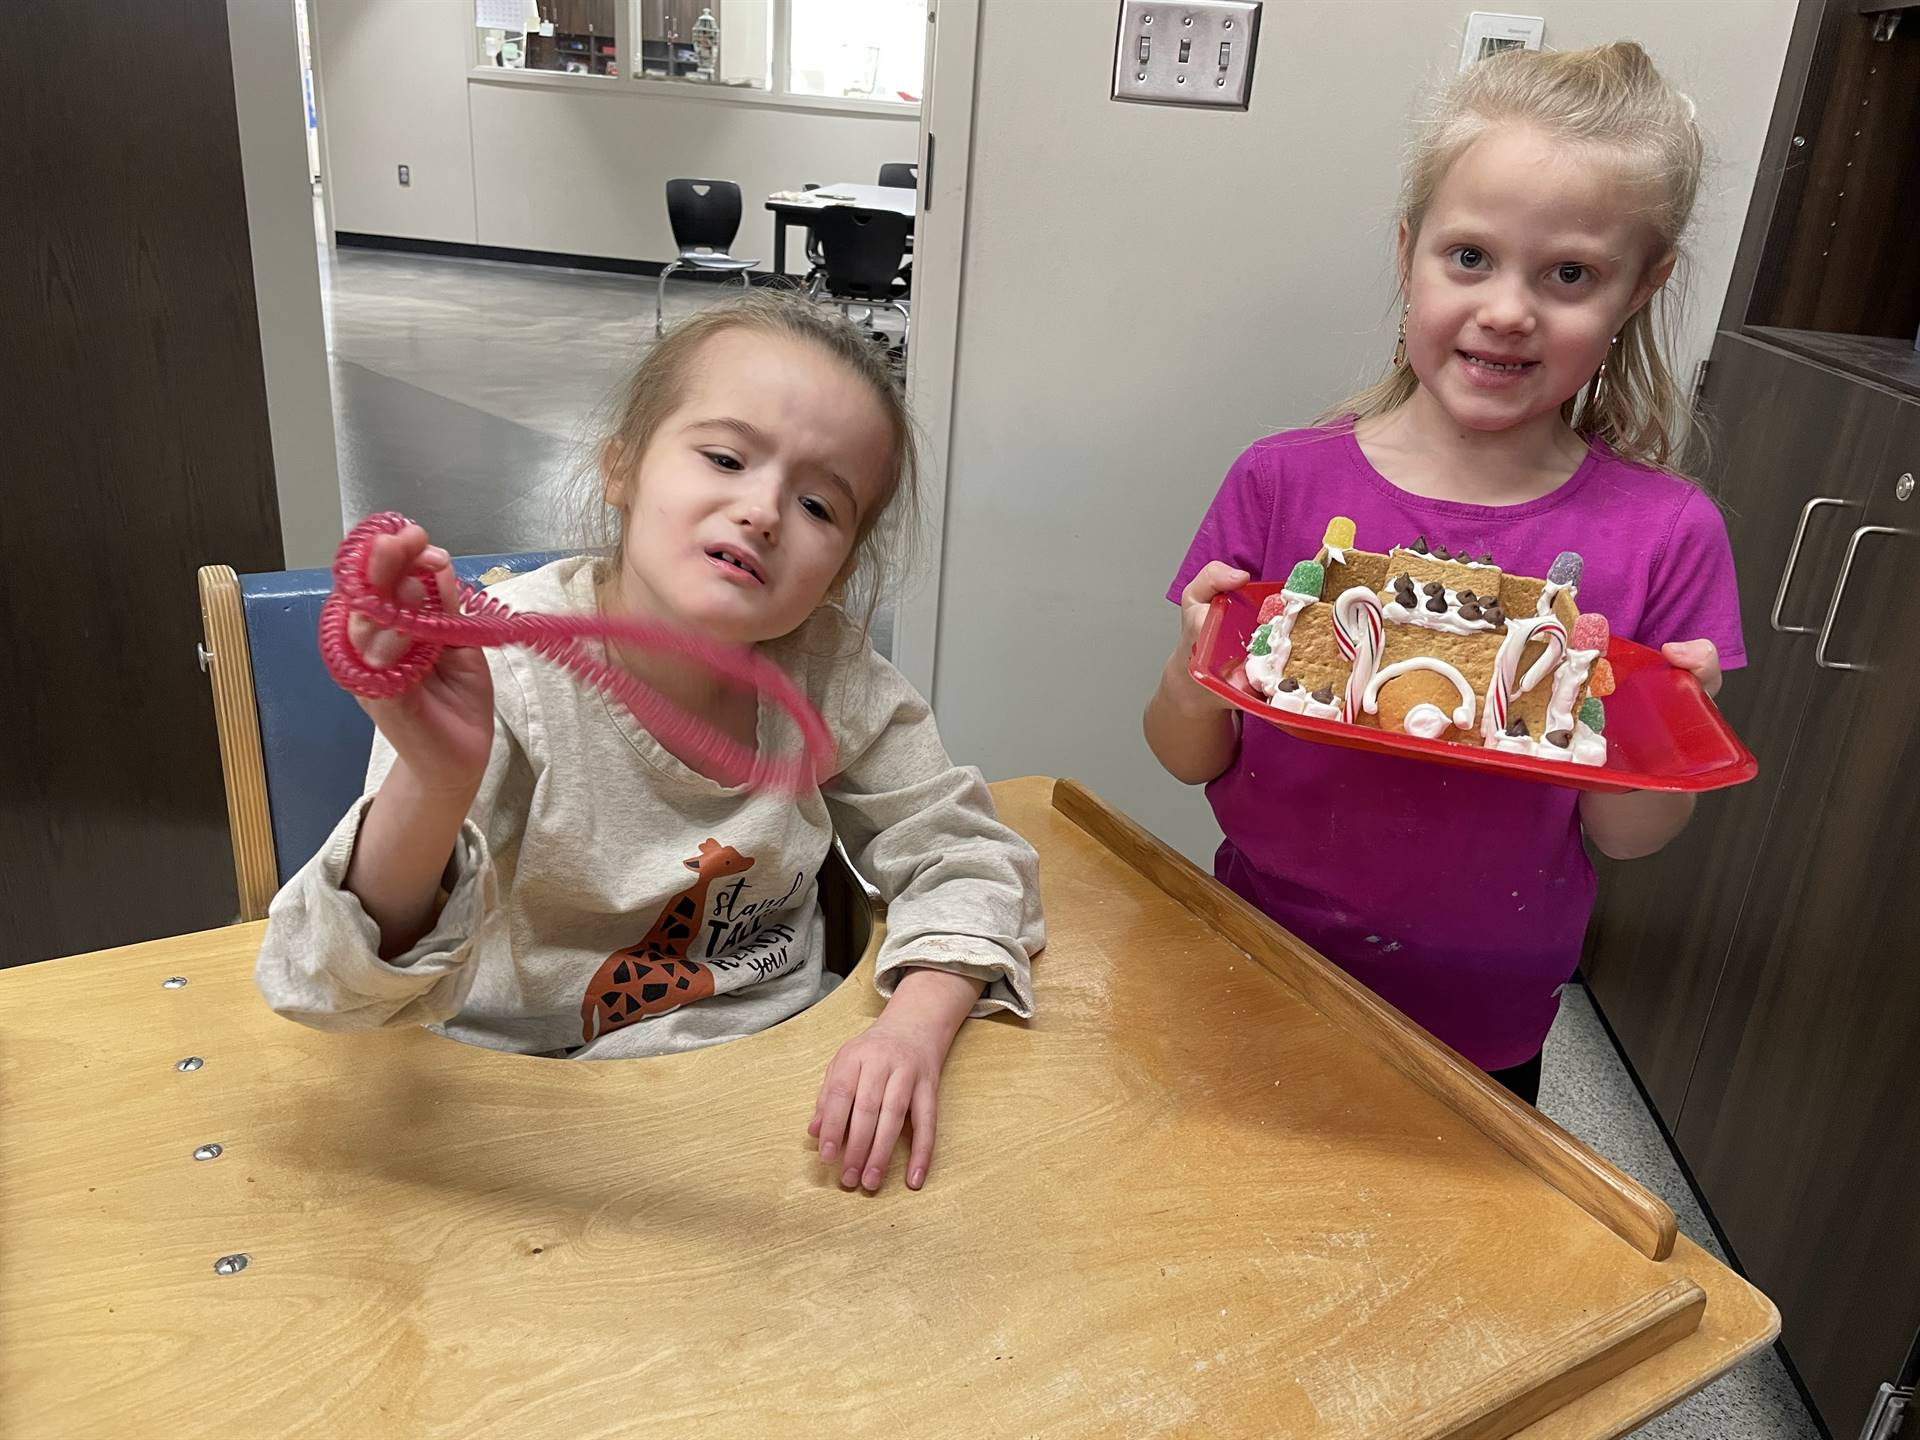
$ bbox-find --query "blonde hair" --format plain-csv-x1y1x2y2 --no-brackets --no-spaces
1327,41,1705,474
588,289,921,634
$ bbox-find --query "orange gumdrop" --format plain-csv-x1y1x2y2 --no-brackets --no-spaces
1588,658,1616,697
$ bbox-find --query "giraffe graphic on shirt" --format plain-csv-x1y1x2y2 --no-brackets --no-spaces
580,839,754,1043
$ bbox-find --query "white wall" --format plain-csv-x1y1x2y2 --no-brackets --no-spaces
311,0,917,264
932,0,1796,864
313,0,479,243
467,79,915,262
227,0,343,568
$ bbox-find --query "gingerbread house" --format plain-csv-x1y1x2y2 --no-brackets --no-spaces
1243,519,1614,765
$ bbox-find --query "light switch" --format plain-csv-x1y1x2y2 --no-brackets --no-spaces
1112,1,1261,110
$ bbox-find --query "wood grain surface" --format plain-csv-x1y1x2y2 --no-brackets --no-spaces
0,779,1775,1438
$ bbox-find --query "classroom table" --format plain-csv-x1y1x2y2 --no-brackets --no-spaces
1,778,1776,1437
764,181,915,277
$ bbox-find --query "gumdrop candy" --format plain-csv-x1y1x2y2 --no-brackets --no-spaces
1588,658,1616,697
1571,612,1611,653
1257,592,1288,624
1547,551,1585,588
1249,622,1273,658
1283,559,1325,597
1579,696,1606,733
1323,516,1357,551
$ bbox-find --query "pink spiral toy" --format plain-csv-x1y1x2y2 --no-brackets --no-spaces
319,512,837,796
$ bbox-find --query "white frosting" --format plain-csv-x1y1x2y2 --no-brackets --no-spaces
1388,545,1497,571
1542,646,1600,740
1484,718,1607,767
1269,684,1343,720
1244,588,1317,695
1324,545,1348,566
1363,657,1477,731
1382,585,1500,637
1402,703,1453,739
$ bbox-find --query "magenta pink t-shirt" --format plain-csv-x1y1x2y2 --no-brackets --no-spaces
1167,426,1746,1069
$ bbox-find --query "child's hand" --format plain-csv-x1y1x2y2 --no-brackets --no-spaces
348,523,495,796
1174,561,1253,701
1661,638,1722,699
809,967,981,1192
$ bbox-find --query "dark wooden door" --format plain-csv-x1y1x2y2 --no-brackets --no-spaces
1585,334,1900,1117
0,2,283,965
1675,397,1920,1437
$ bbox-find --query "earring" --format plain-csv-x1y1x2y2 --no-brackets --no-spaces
1590,333,1620,408
1392,305,1409,368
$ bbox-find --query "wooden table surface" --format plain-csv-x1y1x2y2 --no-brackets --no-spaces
0,779,1775,1438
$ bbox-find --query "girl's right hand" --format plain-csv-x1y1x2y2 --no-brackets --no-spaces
347,523,495,797
1173,561,1253,702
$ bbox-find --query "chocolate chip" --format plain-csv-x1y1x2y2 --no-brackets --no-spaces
1425,596,1447,613
1458,602,1484,621
1485,606,1506,626
1277,677,1300,692
1422,581,1445,597
1412,535,1430,554
1311,687,1335,704
1394,574,1413,590
1545,729,1573,748
1505,717,1530,738
1457,589,1477,604
1480,552,1494,566
1433,544,1452,560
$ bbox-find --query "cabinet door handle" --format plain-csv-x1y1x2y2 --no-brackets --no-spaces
1814,525,1913,671
1771,496,1856,634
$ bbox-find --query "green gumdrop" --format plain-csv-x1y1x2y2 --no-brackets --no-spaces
1579,696,1606,734
1284,559,1325,597
1249,622,1273,658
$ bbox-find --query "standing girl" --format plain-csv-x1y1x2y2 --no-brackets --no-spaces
1144,43,1743,1104
261,292,1042,1192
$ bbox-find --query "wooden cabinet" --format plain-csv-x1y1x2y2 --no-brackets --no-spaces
1584,334,1902,1118
1582,5,1920,1432
1675,394,1920,1440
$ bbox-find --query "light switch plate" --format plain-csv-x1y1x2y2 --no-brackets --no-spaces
1112,1,1261,110
1459,12,1544,71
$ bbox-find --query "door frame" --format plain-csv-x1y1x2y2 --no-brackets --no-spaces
892,0,980,703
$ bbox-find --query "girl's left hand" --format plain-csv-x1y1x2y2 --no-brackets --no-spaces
809,967,981,1192
1662,638,1722,699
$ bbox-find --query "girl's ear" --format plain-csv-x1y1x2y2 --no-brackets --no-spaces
1629,250,1678,316
1395,218,1413,294
599,439,628,506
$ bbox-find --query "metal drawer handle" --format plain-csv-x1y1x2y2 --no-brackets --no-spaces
1815,525,1913,671
1771,496,1855,634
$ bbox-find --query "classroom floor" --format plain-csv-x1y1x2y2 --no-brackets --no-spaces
1540,985,1822,1439
316,214,1824,1440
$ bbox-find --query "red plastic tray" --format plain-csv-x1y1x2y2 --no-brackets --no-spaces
1192,582,1757,794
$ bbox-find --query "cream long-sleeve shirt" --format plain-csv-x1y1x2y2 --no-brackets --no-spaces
257,557,1042,1059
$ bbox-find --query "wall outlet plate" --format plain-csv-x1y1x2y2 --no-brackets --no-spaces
1459,12,1544,71
1112,2,1261,110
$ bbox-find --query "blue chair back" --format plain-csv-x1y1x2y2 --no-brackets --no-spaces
241,551,565,885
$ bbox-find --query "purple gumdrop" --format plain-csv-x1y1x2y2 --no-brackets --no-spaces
1547,551,1584,588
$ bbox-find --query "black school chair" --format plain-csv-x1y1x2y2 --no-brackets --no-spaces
876,162,918,190
806,206,912,349
656,178,759,337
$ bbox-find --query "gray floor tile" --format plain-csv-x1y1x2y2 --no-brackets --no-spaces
1542,986,1822,1439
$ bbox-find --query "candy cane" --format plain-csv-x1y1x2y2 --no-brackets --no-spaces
1331,587,1384,723
1481,616,1567,743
